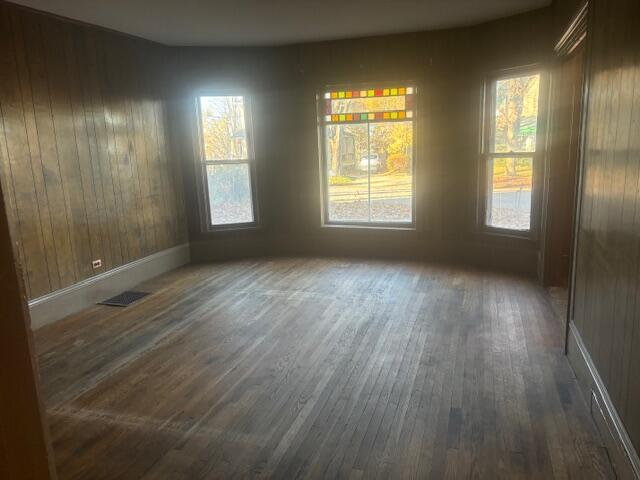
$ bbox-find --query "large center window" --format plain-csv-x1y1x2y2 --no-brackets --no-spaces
319,86,416,226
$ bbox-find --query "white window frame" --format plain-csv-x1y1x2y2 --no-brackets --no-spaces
194,93,259,231
318,83,418,229
480,67,546,238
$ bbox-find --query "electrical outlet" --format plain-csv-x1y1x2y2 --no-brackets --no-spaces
92,259,102,269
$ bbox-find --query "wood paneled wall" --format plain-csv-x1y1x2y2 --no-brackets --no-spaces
570,0,640,453
0,2,187,300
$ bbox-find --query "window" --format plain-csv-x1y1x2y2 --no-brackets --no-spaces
319,86,416,226
196,95,256,228
482,72,541,233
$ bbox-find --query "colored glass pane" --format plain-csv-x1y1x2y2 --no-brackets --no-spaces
383,88,390,96
330,96,405,114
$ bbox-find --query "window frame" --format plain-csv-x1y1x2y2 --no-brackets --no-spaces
318,82,418,229
194,92,259,232
479,66,546,239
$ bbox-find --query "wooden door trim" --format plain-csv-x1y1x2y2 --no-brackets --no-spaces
0,180,56,477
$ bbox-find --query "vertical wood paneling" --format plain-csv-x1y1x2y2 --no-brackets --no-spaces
0,2,187,299
571,0,640,453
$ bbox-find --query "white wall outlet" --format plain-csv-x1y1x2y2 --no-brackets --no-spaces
92,259,102,269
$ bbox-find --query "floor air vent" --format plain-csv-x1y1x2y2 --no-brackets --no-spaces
98,291,150,307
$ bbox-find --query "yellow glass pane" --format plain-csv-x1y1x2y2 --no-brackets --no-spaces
390,112,398,119
330,96,405,114
390,88,398,96
338,91,345,99
383,88,390,96
331,92,338,99
367,89,374,97
339,114,346,121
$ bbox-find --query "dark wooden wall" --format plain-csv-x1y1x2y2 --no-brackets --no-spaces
0,2,187,300
570,0,640,454
541,42,585,287
173,9,553,274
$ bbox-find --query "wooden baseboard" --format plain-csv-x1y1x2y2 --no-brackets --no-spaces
28,244,190,329
567,322,640,479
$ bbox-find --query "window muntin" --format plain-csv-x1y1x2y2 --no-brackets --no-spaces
197,95,256,228
320,86,415,226
484,73,540,232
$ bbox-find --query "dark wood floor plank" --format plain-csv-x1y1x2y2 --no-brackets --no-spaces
34,258,615,479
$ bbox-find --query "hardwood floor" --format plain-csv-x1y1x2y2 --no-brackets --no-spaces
34,258,614,479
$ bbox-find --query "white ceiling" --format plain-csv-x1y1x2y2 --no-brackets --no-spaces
12,0,551,47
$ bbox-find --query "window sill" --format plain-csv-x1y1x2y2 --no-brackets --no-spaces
321,223,416,232
477,227,536,242
204,223,261,233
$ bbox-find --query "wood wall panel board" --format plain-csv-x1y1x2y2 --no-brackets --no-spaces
62,21,107,275
621,46,640,425
120,37,151,259
19,10,77,288
99,36,131,264
9,9,61,292
103,38,138,264
142,98,167,250
71,26,113,271
0,2,187,299
83,28,125,268
605,25,638,412
127,45,156,256
154,100,181,249
41,16,95,283
0,5,49,297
